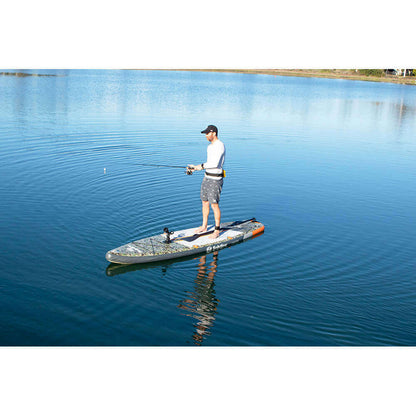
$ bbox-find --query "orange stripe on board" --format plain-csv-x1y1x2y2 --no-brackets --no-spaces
251,225,265,237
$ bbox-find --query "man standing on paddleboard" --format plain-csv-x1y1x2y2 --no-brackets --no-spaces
188,125,225,239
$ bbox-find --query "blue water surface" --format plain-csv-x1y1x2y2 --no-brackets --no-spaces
1,69,415,346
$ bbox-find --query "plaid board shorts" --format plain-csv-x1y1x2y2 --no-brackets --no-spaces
200,176,223,204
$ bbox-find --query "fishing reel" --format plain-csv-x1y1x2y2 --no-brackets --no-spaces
186,166,194,175
163,227,174,243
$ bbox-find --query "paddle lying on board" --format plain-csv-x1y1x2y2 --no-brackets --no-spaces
173,218,257,243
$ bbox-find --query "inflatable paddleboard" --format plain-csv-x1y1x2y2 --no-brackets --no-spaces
105,218,264,264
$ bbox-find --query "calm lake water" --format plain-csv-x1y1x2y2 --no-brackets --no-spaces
1,69,416,346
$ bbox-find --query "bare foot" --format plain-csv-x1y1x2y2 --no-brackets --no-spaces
208,230,220,239
195,226,207,234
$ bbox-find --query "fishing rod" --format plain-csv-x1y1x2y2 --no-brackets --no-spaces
135,163,194,175
136,163,187,169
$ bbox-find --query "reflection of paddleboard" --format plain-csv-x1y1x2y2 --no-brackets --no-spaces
105,218,265,264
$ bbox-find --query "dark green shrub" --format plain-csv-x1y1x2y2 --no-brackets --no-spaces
358,69,385,77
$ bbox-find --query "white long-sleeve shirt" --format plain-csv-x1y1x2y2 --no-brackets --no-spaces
204,139,225,180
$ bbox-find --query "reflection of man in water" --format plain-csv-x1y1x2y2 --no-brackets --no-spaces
178,252,219,345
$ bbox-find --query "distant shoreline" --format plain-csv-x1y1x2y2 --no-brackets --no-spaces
0,71,57,77
3,69,415,86
158,69,416,86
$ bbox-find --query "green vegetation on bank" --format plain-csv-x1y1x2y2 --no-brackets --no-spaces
168,69,416,86
245,69,416,85
357,69,385,77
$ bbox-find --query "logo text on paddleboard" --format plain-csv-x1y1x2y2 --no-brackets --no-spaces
206,243,228,253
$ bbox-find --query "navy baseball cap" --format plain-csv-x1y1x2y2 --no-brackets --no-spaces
201,125,218,134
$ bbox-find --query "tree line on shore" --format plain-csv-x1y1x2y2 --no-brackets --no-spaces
358,69,415,77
